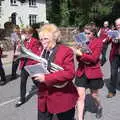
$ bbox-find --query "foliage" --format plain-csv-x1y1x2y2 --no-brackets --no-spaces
46,0,120,27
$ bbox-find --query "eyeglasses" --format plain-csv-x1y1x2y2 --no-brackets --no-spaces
40,38,49,41
84,32,91,35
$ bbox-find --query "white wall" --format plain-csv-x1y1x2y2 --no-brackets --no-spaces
0,0,46,28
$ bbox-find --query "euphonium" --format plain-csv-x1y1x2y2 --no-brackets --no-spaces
16,46,69,88
16,46,64,72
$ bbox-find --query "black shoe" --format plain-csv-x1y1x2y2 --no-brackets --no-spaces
16,99,26,107
0,80,6,85
96,107,103,119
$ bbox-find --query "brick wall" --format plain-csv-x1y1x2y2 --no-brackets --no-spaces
59,27,77,42
0,27,78,51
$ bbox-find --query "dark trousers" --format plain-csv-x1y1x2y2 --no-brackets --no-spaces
109,55,120,93
11,59,19,76
0,59,6,81
101,43,109,66
20,68,29,100
38,108,75,120
20,67,40,100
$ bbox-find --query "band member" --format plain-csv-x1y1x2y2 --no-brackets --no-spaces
32,24,78,120
98,21,110,66
73,24,104,120
11,25,21,79
107,18,120,98
0,45,6,85
16,27,42,107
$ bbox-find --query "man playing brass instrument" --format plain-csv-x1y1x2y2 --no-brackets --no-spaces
16,27,42,107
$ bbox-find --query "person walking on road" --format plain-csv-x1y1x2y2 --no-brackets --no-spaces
32,24,78,120
107,18,120,98
98,21,110,66
10,25,21,79
0,44,6,85
73,24,104,120
16,27,42,107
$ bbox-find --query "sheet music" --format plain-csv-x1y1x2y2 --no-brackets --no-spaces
73,32,92,53
24,63,49,77
74,32,88,44
107,30,120,39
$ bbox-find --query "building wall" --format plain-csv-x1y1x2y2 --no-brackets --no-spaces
0,0,46,28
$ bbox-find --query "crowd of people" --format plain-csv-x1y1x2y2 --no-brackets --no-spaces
0,17,120,120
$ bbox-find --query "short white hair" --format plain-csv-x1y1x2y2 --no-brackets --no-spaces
115,18,120,24
104,21,109,25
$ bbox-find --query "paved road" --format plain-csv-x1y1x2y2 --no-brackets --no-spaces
0,45,120,120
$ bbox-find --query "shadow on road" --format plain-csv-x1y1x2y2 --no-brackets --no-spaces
5,74,20,83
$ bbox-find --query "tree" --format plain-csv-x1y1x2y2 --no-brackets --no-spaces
46,0,120,27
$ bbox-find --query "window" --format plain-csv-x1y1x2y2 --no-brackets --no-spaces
10,0,17,5
29,14,37,25
29,0,36,7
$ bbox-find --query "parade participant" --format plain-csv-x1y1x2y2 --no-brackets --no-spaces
32,24,78,120
73,24,104,120
11,25,21,79
98,21,110,66
107,18,120,98
0,45,6,85
16,27,42,107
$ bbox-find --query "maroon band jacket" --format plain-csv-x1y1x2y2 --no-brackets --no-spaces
37,44,78,114
76,37,103,79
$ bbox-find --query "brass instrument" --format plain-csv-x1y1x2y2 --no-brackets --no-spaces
17,46,64,72
16,46,69,88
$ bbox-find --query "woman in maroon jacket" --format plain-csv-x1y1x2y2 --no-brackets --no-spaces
32,24,78,120
74,24,104,120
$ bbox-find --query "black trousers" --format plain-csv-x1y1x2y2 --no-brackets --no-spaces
109,55,120,93
20,68,39,100
0,58,6,81
101,43,109,65
38,108,75,120
11,59,19,76
20,68,29,100
101,43,108,58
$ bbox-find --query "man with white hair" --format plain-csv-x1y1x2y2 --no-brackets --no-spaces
107,18,120,98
